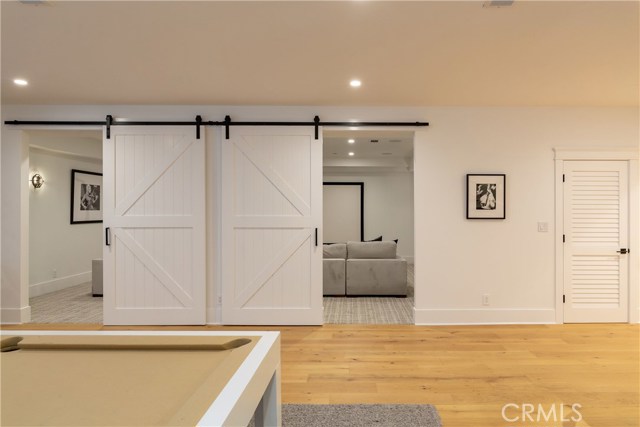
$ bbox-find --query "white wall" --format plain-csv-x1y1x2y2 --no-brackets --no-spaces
1,105,638,325
413,107,639,324
28,136,102,297
324,172,414,261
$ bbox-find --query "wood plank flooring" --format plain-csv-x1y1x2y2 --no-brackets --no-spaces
3,323,638,427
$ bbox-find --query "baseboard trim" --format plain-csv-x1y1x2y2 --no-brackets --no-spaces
30,271,92,298
0,305,31,324
414,308,557,325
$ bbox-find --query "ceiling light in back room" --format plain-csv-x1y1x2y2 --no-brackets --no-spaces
348,152,355,156
13,78,28,86
349,80,361,88
348,139,355,144
482,0,514,8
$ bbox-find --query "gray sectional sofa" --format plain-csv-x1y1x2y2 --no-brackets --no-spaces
323,241,407,296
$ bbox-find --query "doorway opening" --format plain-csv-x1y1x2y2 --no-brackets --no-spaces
322,129,416,324
26,129,104,324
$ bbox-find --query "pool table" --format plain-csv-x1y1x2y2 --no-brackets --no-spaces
0,330,281,427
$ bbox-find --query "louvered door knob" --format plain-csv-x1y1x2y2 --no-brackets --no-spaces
616,248,629,254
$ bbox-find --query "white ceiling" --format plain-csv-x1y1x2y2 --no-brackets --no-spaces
324,129,414,172
2,1,638,107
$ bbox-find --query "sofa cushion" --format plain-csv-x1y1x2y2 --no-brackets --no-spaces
347,241,397,259
323,259,346,295
323,243,347,259
346,258,407,296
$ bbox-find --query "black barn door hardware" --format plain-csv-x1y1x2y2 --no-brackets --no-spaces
6,115,429,140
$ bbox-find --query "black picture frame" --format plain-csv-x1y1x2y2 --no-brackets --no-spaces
70,169,103,224
466,174,506,219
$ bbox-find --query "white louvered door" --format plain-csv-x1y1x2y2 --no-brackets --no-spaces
103,126,205,325
563,161,629,323
221,126,323,325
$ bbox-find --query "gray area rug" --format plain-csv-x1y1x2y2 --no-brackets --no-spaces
29,282,102,323
28,264,415,324
323,296,414,324
250,404,441,427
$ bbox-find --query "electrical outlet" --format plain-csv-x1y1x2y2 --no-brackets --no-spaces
537,222,549,232
482,294,490,306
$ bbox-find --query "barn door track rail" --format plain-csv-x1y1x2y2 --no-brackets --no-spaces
5,115,429,140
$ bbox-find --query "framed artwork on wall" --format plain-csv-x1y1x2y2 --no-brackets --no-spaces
70,169,103,224
466,174,506,219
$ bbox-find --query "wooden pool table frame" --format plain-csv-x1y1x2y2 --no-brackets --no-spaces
7,330,281,427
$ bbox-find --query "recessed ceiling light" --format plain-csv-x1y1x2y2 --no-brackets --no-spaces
348,139,355,144
348,152,355,156
13,78,28,86
482,0,514,8
349,80,361,88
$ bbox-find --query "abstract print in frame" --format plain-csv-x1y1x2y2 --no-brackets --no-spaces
466,174,506,219
71,169,103,224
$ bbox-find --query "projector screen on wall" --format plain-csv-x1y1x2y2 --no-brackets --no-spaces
323,182,363,243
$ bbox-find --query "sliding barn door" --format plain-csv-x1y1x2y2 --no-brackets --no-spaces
563,161,629,323
221,126,323,325
103,126,205,325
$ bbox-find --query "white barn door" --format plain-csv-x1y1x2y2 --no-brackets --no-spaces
563,161,629,323
103,126,205,325
221,126,323,325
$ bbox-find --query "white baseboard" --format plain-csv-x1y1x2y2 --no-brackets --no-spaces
29,271,92,298
0,305,31,324
414,308,557,325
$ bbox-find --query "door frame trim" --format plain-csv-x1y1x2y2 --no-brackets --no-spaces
554,147,640,324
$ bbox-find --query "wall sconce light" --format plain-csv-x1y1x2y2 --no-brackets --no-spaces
30,173,45,189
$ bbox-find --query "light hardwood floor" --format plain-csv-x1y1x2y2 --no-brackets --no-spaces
3,323,638,427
